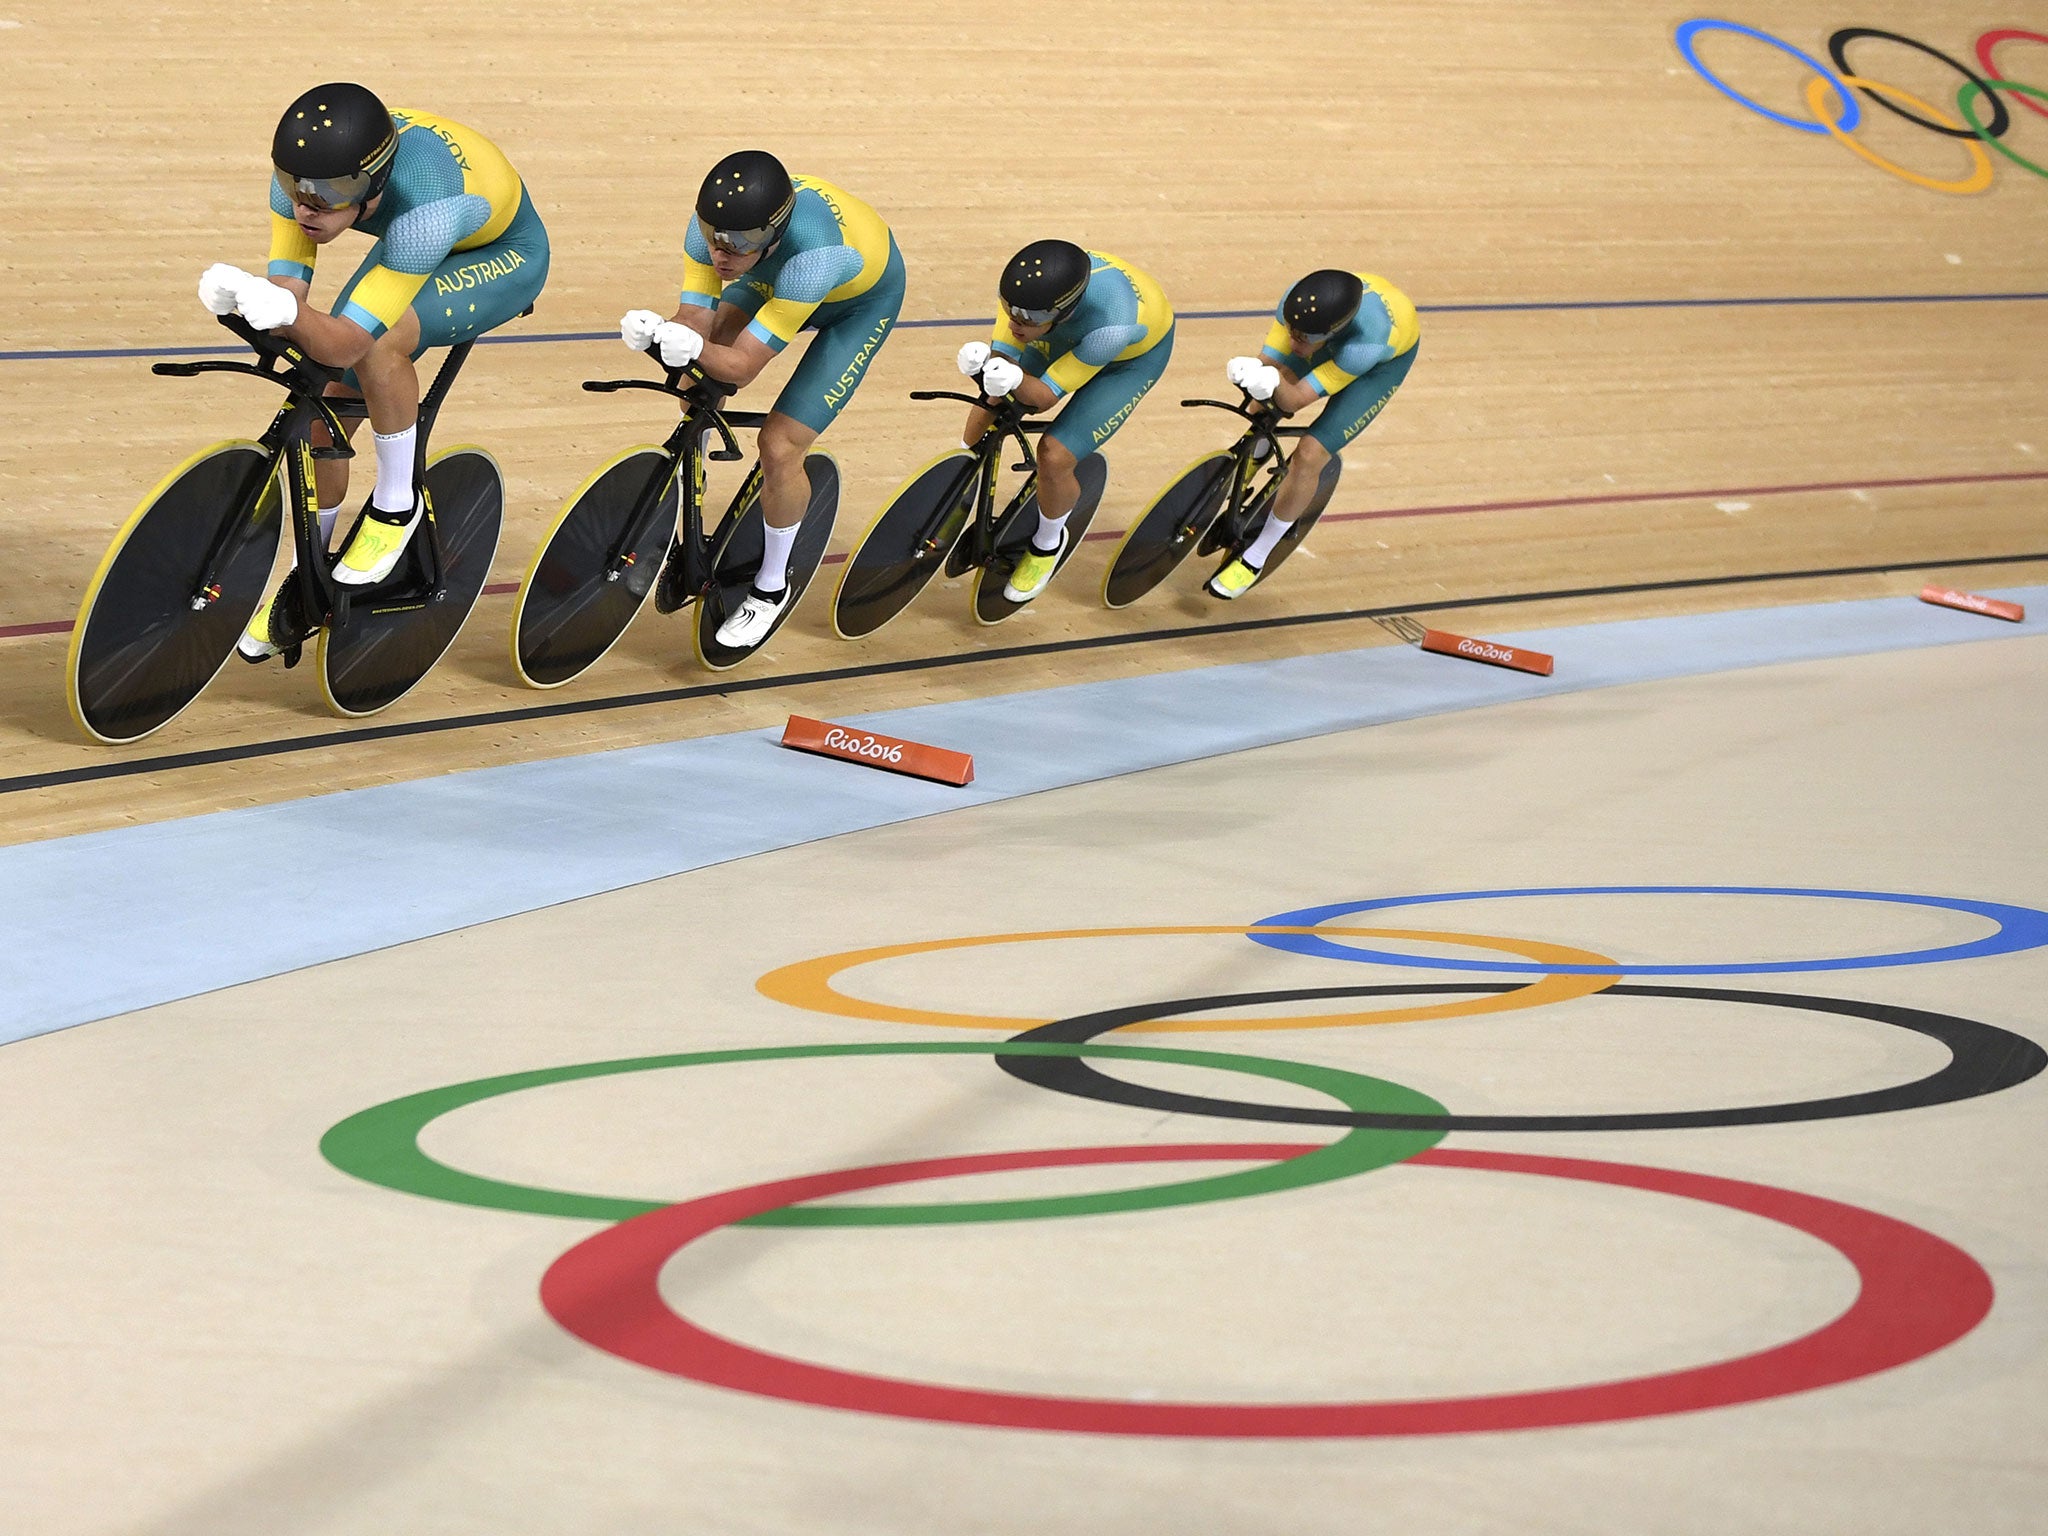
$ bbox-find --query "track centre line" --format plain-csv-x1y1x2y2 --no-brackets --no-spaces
4,548,2043,795
8,468,2045,644
5,290,2047,363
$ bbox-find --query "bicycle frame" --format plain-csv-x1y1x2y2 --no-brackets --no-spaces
1178,395,1310,547
151,312,486,639
905,387,1049,572
582,358,766,606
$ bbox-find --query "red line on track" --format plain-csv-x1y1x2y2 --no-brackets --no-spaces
18,467,2044,642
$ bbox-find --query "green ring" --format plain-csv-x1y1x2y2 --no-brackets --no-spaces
319,1041,1447,1226
1959,80,2048,179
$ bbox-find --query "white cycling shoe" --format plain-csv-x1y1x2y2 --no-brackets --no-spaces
714,584,791,649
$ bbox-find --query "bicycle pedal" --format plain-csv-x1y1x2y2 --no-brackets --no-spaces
281,642,303,669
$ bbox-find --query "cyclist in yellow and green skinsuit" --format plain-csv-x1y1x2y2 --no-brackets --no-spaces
1206,268,1418,599
954,240,1176,605
194,82,549,659
620,150,904,649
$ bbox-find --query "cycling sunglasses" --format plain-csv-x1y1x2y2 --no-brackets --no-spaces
700,218,781,257
274,167,376,212
1003,300,1066,327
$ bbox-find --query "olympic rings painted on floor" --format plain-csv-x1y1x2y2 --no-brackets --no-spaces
998,983,2048,1133
1978,29,2048,121
1828,28,2009,138
1250,885,2048,975
1960,81,2048,178
1674,19,2048,193
538,1142,1993,1437
1675,20,1860,133
754,924,1618,1033
326,880,2033,1439
318,1039,1446,1225
1809,75,1994,195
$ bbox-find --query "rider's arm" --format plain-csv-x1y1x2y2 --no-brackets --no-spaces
684,324,778,389
261,245,379,366
1256,321,1336,416
283,187,492,367
1267,368,1321,416
1261,317,1389,414
282,307,380,369
1006,374,1059,412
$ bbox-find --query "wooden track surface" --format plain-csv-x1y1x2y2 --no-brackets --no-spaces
2,1,2044,841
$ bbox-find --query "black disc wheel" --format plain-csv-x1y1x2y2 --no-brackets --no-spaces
694,452,840,670
319,446,505,717
66,440,282,744
831,451,978,640
1250,454,1342,584
1210,454,1343,598
1100,450,1233,609
971,451,1108,626
510,445,677,689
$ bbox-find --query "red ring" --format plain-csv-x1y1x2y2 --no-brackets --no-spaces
541,1143,1992,1437
1977,29,2048,121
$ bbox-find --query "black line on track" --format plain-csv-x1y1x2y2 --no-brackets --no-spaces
11,546,2045,796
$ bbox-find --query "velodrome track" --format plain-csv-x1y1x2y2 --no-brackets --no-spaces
1,5,2045,1531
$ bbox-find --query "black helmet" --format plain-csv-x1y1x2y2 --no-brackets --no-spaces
1283,269,1364,342
272,83,398,211
1000,239,1091,327
696,150,796,256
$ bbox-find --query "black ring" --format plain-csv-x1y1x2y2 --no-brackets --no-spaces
999,983,2046,1131
1827,28,2011,140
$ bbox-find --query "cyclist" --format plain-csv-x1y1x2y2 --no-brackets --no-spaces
955,241,1175,604
195,82,549,660
620,150,904,649
1206,268,1418,599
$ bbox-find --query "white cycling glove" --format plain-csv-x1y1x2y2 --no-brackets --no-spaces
237,278,298,332
1226,356,1280,402
980,355,1024,398
653,320,705,368
620,309,665,352
198,263,249,317
956,340,991,377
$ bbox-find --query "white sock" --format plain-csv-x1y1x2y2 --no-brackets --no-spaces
371,424,418,516
317,503,342,548
1031,510,1070,554
1242,510,1292,570
757,521,800,594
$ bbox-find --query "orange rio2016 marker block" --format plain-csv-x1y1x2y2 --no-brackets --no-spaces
1419,629,1555,677
780,716,975,786
1919,585,2025,623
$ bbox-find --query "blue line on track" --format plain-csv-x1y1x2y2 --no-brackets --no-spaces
7,291,2048,363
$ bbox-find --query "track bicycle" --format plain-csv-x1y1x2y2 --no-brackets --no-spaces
831,385,1107,638
1100,392,1343,609
510,356,839,685
66,311,508,743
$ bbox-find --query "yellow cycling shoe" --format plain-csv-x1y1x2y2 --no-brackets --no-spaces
1001,530,1067,603
1204,556,1262,600
334,491,427,587
237,576,312,663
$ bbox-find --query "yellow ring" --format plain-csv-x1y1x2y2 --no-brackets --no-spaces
1807,74,1994,194
756,925,1618,1033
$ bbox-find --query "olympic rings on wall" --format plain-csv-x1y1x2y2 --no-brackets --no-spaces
1675,19,2048,193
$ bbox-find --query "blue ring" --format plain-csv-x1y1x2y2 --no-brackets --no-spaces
1675,19,1860,135
1250,886,2048,975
